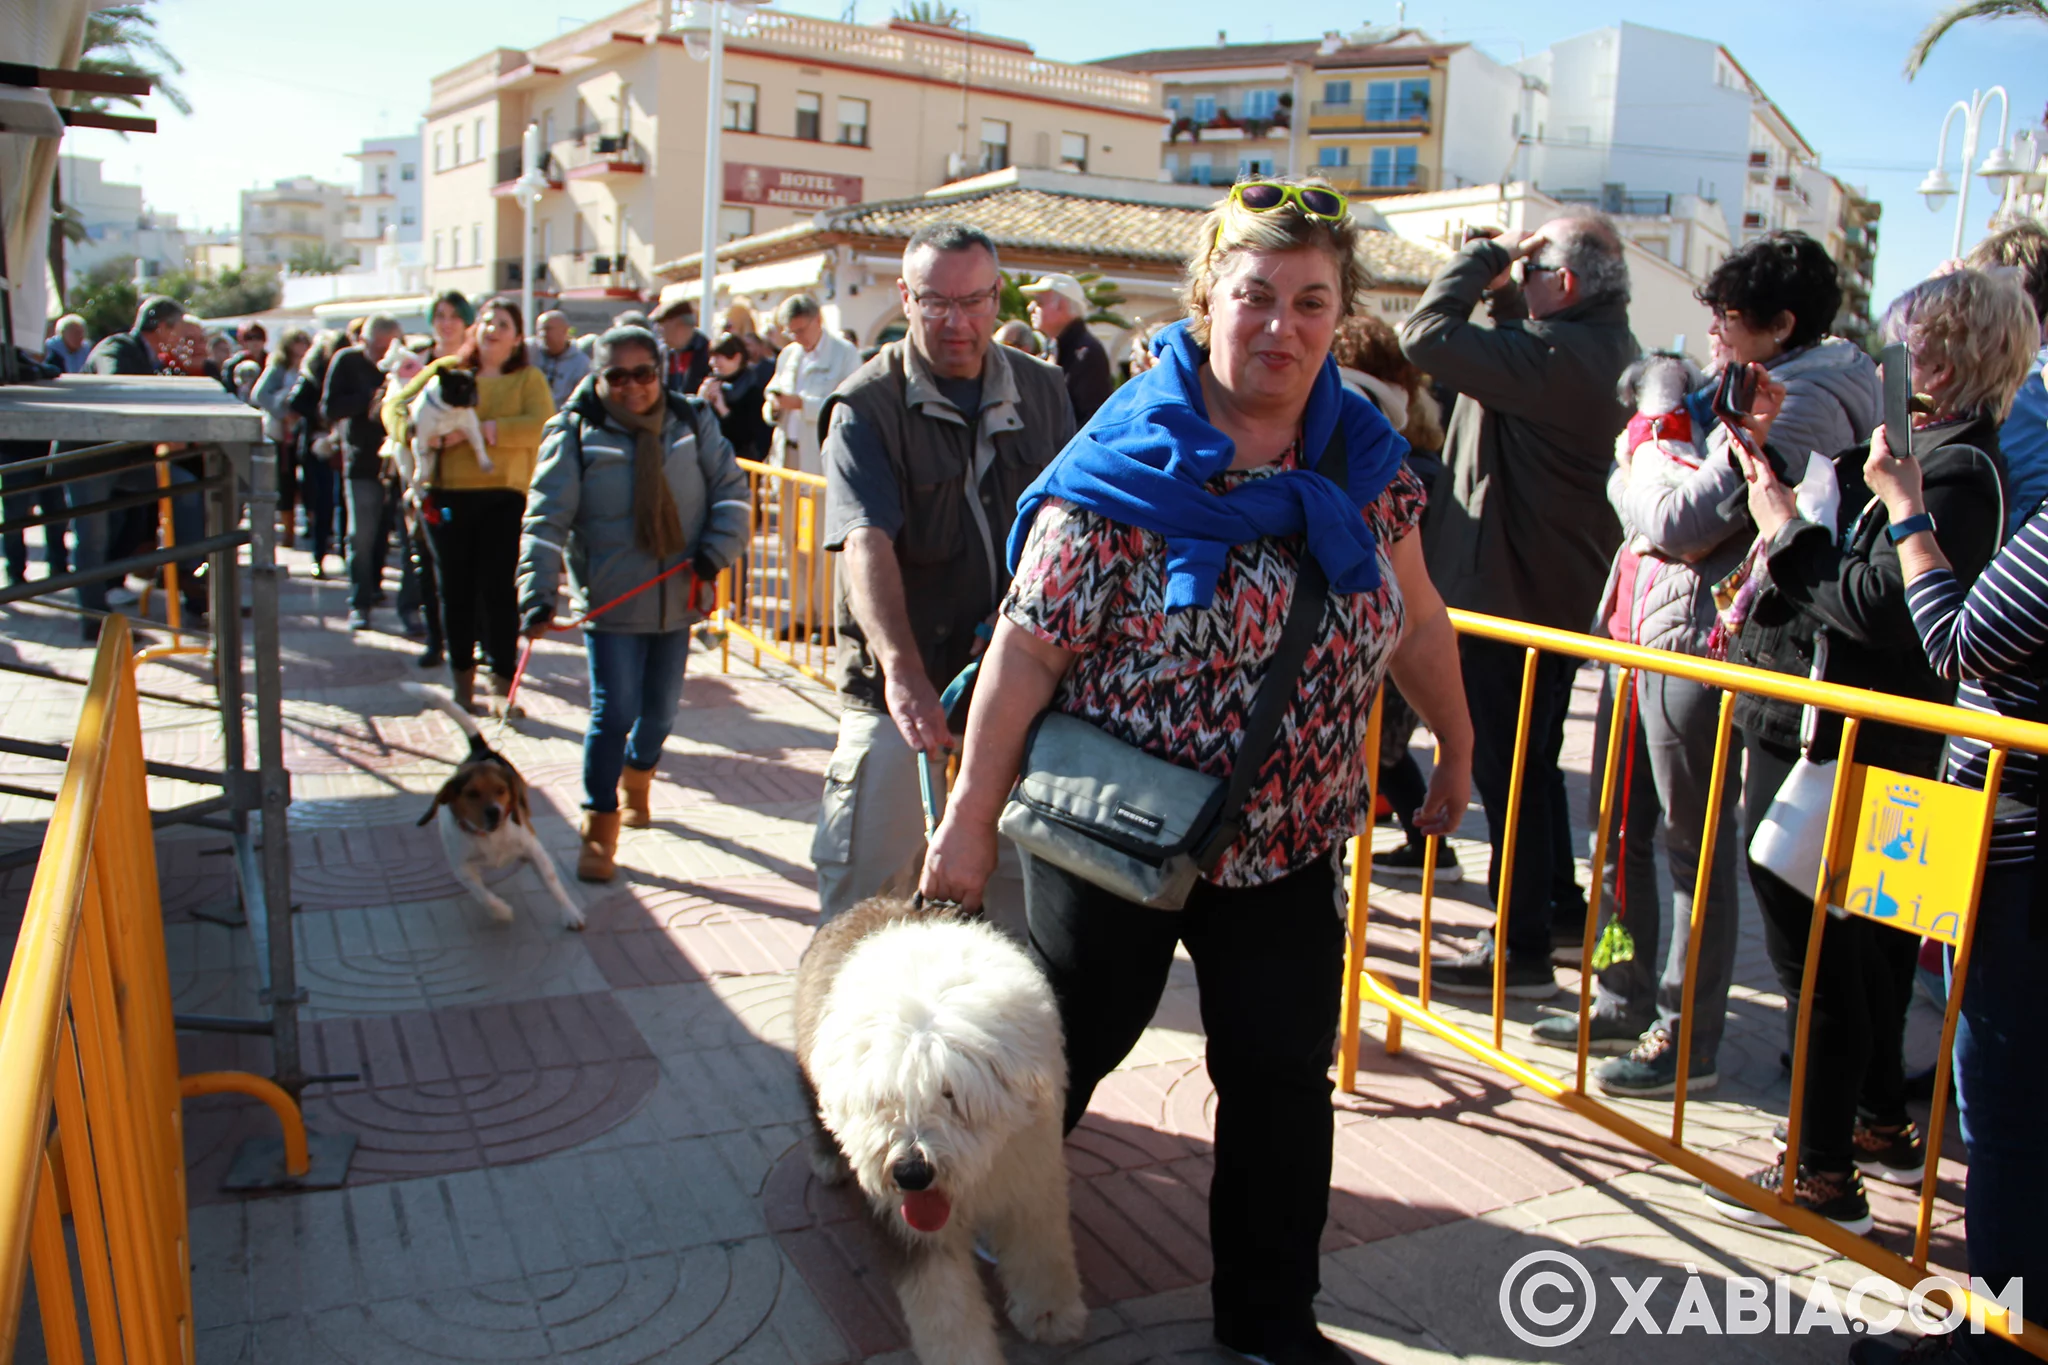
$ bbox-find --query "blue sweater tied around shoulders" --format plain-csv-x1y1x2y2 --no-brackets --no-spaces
1007,320,1409,612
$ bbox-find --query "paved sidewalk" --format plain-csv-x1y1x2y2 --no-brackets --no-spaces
0,548,1971,1365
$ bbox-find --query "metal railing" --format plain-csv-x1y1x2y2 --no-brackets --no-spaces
1340,609,2048,1357
0,617,312,1362
712,458,837,685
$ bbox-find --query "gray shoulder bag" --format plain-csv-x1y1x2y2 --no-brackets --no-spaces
995,428,1345,909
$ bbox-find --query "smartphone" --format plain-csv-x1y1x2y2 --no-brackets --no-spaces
1881,342,1915,462
1713,362,1758,423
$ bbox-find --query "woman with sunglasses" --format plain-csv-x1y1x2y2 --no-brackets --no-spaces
383,295,555,715
517,326,749,881
920,178,1473,1365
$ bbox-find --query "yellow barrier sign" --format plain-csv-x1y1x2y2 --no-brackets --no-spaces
1829,764,1989,945
795,496,816,553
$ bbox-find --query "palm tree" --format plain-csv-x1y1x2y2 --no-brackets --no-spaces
51,3,190,299
893,0,968,27
1905,0,2048,77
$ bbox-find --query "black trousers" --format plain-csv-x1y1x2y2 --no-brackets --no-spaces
1744,732,1919,1172
1462,634,1582,958
1026,850,1345,1337
422,488,523,677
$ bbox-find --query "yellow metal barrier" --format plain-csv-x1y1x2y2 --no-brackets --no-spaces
0,616,311,1362
714,458,838,684
1341,608,2048,1356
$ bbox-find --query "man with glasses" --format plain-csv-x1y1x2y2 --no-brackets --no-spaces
1399,214,1639,1000
812,221,1076,935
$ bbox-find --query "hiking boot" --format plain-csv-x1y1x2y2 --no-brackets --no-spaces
1772,1118,1926,1187
620,764,656,829
1431,936,1558,1000
1595,1026,1718,1097
577,810,620,882
1531,1007,1646,1055
1373,838,1463,883
1703,1160,1873,1234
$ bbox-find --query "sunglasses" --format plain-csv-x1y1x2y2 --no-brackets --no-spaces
1229,181,1351,224
603,364,661,387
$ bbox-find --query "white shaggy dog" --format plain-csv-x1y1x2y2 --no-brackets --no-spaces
795,896,1086,1365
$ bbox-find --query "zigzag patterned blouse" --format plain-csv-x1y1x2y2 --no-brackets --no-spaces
1004,449,1427,888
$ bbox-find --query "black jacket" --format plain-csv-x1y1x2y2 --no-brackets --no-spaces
86,329,161,376
320,346,389,480
1053,318,1113,425
1730,417,2007,774
663,332,711,401
710,362,772,463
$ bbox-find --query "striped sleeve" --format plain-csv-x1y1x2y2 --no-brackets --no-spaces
1906,509,2048,682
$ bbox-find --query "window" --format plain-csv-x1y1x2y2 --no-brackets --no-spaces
376,166,389,194
433,231,443,268
289,210,307,232
1059,131,1088,173
1364,78,1429,122
1318,146,1350,167
472,117,485,160
1369,145,1418,188
449,230,459,267
400,162,416,182
722,81,758,133
1239,155,1276,178
574,97,593,141
375,209,388,234
471,223,482,263
1243,89,1279,120
837,97,869,147
400,206,416,227
618,84,632,137
979,118,1009,171
1187,150,1214,185
795,91,821,141
718,206,754,242
434,132,445,170
1166,95,1181,117
1322,80,1351,106
1192,95,1216,123
452,125,464,165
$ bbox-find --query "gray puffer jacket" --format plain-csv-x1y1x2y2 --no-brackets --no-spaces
1591,338,1883,654
518,378,750,634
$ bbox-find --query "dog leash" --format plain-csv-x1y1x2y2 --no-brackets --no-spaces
501,562,709,720
912,640,992,838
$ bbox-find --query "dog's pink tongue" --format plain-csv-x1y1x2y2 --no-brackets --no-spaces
900,1190,951,1232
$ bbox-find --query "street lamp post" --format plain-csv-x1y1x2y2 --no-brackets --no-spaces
1918,86,2011,258
678,1,757,324
514,121,551,331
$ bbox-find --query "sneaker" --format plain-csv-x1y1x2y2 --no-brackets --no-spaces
1217,1323,1348,1365
1431,937,1559,1000
1595,1027,1718,1097
1530,1008,1646,1054
1702,1160,1873,1235
1773,1119,1926,1187
1549,913,1586,966
1373,839,1464,884
1848,1331,1964,1363
347,610,371,633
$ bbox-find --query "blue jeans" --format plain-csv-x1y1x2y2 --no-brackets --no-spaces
345,476,420,614
1950,861,2048,1363
583,629,692,812
72,464,204,615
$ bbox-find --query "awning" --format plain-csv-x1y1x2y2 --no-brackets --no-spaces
664,252,830,304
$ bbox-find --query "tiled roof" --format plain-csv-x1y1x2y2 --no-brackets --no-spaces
1094,41,1323,72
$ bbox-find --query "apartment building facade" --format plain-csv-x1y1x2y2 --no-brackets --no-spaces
55,155,189,288
421,1,1161,306
344,133,423,255
239,177,354,271
1095,27,1521,200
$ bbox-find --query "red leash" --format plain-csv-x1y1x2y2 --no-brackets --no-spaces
502,563,711,716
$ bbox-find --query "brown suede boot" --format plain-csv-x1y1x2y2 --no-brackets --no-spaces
577,810,620,882
620,765,655,829
452,668,486,717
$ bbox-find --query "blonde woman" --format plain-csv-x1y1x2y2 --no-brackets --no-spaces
920,179,1472,1365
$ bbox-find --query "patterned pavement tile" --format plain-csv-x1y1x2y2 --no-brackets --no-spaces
582,877,818,987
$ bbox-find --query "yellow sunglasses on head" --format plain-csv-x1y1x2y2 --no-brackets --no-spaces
1228,180,1351,224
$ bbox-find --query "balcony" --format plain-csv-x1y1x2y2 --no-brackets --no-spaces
1748,150,1771,182
491,146,564,197
1742,210,1768,231
1314,163,1431,195
563,134,646,181
554,251,645,299
1165,109,1291,143
1307,97,1430,135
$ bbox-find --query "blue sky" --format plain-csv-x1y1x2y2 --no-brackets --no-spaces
66,0,2047,311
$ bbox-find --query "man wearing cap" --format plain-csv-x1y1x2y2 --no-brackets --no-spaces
763,293,861,476
813,222,1075,938
652,296,712,400
1023,272,1112,426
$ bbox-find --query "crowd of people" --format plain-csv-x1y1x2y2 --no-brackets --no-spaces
13,176,2048,1365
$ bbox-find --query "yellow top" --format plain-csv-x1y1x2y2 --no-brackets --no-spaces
382,357,555,492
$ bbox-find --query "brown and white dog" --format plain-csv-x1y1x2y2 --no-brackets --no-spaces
405,682,584,930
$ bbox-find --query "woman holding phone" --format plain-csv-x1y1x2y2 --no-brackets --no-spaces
1704,268,2013,1236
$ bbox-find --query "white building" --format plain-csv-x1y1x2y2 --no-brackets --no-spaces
55,155,189,290
240,176,355,270
344,132,423,254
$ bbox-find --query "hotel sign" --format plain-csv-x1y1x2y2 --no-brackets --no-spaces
724,164,863,211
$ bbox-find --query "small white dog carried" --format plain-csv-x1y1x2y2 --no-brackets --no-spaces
390,361,494,494
795,896,1086,1365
